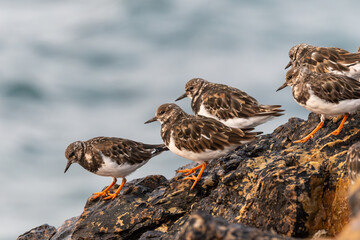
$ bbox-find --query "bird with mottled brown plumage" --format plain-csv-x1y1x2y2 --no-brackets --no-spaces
145,103,261,190
175,78,284,129
277,66,360,143
64,137,168,200
285,43,360,80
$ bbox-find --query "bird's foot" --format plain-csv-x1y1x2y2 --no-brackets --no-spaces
183,175,201,190
103,193,119,200
293,121,324,144
92,191,108,200
177,165,202,176
331,114,348,136
293,135,313,143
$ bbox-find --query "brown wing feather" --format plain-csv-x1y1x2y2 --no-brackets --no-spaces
311,47,349,62
309,48,347,72
171,116,258,153
201,83,283,119
303,47,360,73
310,74,360,103
201,85,263,119
91,137,155,165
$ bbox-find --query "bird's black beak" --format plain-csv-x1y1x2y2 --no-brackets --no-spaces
144,116,157,124
64,161,73,173
285,61,292,69
175,93,187,101
276,82,288,92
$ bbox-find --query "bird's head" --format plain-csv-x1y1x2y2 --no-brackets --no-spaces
64,141,85,173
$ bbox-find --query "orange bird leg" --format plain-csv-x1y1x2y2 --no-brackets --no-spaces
104,178,127,200
331,113,349,136
92,177,117,200
177,164,203,176
183,162,208,190
294,119,325,144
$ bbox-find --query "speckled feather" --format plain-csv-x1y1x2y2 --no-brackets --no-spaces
286,43,360,79
178,78,284,126
65,137,168,174
153,103,260,154
346,142,360,183
285,66,360,105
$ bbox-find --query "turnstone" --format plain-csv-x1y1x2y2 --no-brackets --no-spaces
64,137,168,200
175,78,284,129
277,66,360,143
145,103,260,189
346,142,360,183
285,43,360,80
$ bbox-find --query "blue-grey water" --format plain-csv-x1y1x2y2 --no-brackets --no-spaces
2,1,360,239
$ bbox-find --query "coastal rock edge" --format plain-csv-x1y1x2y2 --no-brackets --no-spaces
20,112,360,239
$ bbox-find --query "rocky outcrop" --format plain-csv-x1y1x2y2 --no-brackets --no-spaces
20,112,360,239
17,224,56,240
172,212,294,240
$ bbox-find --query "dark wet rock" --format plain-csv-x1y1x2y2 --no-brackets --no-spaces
174,212,293,240
20,112,358,239
17,224,56,240
139,230,166,240
51,217,79,240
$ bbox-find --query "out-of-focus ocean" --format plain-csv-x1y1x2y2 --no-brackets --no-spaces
2,0,360,239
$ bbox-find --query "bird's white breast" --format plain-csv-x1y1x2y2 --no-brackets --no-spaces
167,130,237,164
96,153,148,178
299,88,360,116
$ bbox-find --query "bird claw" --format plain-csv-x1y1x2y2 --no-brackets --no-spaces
293,135,312,143
183,175,198,181
103,193,118,200
183,175,200,190
92,191,108,200
331,129,341,136
177,165,202,176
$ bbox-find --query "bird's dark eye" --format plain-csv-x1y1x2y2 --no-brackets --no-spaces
159,110,165,115
188,86,194,91
69,152,75,158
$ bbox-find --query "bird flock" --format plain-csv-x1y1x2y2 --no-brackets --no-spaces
64,43,360,200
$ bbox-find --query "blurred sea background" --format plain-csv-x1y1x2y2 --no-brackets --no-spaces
1,0,360,239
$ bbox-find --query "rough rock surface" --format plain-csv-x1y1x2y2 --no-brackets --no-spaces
20,112,358,239
337,177,360,240
50,217,79,240
17,224,56,240
172,211,294,240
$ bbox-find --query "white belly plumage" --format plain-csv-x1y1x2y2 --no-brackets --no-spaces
96,153,148,178
299,89,360,116
168,132,237,164
198,104,273,128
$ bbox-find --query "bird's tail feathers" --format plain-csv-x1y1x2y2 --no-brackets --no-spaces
145,144,169,156
258,105,285,117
